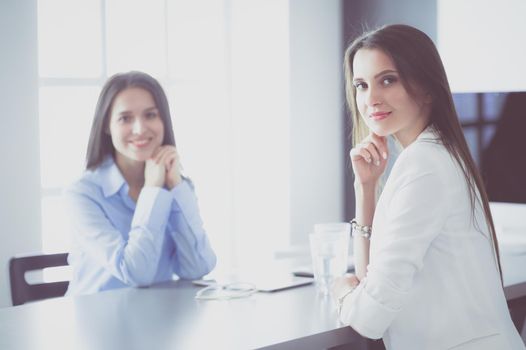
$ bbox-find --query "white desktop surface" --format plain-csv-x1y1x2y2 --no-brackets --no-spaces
1,244,524,350
0,280,369,350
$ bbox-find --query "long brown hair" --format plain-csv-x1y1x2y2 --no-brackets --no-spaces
344,24,502,281
85,71,176,170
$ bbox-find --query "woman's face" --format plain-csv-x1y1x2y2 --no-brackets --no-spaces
352,48,431,146
108,87,164,164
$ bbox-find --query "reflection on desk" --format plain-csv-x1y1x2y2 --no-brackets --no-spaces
0,280,374,350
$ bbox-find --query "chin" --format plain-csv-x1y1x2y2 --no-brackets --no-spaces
125,150,153,163
368,125,393,137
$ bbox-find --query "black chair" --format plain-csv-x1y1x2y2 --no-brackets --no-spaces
9,252,70,306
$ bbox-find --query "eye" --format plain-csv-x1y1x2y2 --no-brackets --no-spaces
381,75,398,86
145,111,158,119
353,81,368,90
118,115,131,123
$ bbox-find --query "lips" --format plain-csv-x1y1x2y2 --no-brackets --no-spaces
370,111,391,121
129,138,151,148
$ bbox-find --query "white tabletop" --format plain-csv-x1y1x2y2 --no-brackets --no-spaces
0,280,370,350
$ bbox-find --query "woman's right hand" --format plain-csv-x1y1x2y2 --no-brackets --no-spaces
350,133,389,187
144,149,166,188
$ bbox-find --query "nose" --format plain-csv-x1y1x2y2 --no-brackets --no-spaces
365,86,382,107
132,118,144,134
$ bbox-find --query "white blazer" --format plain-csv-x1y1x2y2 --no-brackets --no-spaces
340,128,525,350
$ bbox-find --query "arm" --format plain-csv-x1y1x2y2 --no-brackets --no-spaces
353,182,376,280
333,136,385,309
340,165,449,339
350,133,389,280
168,179,217,279
65,185,172,286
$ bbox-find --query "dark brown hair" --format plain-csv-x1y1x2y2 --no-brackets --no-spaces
344,24,502,281
86,71,176,170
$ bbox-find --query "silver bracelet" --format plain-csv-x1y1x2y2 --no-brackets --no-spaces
350,218,372,239
337,286,356,317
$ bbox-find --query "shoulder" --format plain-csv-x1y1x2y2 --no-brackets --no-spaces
393,140,452,173
65,157,124,199
389,139,459,190
64,169,105,200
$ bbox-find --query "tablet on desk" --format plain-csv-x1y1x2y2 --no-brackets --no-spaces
292,258,355,278
192,274,313,293
253,274,313,292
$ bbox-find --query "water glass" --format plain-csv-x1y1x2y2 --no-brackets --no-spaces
309,223,350,295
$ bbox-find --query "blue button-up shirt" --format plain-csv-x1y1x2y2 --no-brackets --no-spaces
64,157,216,295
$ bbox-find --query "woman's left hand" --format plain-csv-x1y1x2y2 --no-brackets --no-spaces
332,273,360,302
153,145,183,190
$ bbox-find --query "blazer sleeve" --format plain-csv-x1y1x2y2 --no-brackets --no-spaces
65,185,173,286
340,154,450,339
168,179,217,279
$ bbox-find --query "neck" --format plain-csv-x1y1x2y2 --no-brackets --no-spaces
394,125,426,148
395,112,431,148
114,154,145,190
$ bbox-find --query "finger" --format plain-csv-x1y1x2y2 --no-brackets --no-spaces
349,146,372,163
153,147,172,163
159,148,177,166
364,142,382,166
151,145,174,161
370,133,389,160
156,145,177,156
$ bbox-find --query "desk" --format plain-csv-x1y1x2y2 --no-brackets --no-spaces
0,280,374,350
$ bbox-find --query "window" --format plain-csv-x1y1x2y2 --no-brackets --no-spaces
37,0,291,274
452,93,505,166
37,0,231,266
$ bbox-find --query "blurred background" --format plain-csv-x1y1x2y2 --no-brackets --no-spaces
1,0,525,308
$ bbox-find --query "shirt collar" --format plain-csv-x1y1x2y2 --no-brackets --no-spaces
416,125,440,142
96,157,127,198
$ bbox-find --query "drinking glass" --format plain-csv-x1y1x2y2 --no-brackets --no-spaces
309,223,350,295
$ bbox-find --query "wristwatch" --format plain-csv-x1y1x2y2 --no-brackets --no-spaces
350,218,372,239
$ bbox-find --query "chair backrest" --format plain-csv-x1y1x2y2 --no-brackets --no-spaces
9,253,69,306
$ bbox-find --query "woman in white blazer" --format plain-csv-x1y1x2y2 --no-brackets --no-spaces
332,24,525,349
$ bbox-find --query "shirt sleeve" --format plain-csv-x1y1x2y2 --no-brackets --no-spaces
340,162,450,339
168,179,217,279
65,185,173,287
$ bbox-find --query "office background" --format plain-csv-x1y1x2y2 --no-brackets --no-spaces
1,0,525,308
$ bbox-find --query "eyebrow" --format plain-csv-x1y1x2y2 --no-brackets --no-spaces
353,69,399,82
118,106,158,115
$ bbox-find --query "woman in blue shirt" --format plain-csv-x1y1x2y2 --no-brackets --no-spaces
65,71,216,295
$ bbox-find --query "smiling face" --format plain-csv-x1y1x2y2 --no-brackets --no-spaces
108,87,165,166
352,48,431,146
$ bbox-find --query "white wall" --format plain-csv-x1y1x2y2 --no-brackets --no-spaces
438,0,526,92
0,0,42,308
228,0,291,266
289,0,344,246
